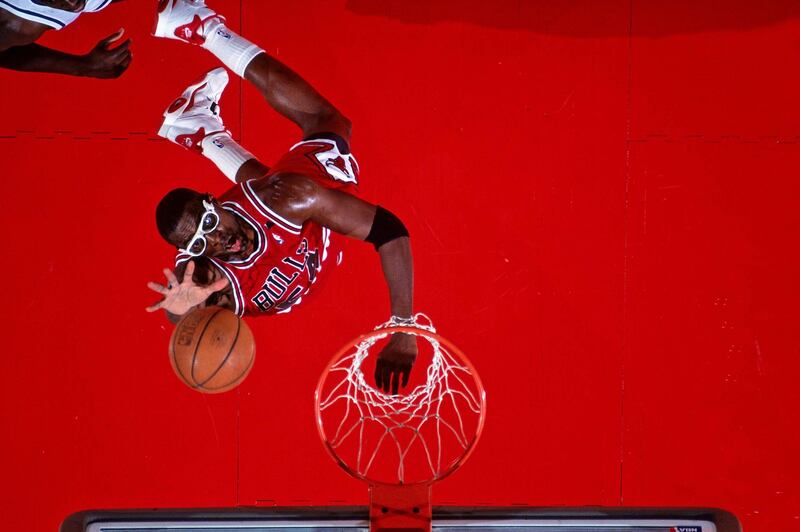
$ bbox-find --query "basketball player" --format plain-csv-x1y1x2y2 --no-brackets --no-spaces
145,0,416,394
0,0,132,78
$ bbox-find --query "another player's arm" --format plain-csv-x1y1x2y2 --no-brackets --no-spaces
253,175,415,394
0,21,131,78
146,259,234,323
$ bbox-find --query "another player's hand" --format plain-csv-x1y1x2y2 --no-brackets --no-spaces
145,261,229,317
81,29,132,79
375,332,418,395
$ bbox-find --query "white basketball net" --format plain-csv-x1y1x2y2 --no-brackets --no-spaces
316,314,485,485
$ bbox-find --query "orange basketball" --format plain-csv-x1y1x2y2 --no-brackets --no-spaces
169,307,255,394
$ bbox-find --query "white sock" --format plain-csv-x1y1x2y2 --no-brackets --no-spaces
201,132,256,183
202,22,265,78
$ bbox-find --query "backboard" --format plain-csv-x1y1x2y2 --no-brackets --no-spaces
61,507,739,532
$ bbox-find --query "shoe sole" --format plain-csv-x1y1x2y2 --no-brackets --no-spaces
158,68,229,139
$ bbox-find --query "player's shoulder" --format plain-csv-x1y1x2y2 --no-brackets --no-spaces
0,9,49,49
0,0,84,31
0,0,111,37
217,180,250,202
252,171,320,200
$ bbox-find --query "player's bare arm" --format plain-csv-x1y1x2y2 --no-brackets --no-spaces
252,174,413,317
252,173,417,394
0,31,132,77
0,2,131,78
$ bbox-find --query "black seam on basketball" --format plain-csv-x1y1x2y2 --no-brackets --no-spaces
198,311,243,388
192,308,224,386
204,330,255,391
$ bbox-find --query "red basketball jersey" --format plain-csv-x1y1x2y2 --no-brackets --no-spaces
176,138,360,317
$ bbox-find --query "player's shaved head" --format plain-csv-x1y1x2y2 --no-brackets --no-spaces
155,188,207,247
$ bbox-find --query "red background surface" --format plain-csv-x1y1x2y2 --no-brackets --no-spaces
1,1,799,530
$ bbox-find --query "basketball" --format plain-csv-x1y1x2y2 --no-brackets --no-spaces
169,307,256,394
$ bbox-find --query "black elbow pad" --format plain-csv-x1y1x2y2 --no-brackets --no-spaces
365,205,409,250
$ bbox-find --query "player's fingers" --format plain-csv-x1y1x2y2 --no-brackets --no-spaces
107,39,131,57
374,362,383,391
378,364,390,393
118,53,132,69
209,277,230,292
107,44,131,64
183,260,196,279
401,366,411,388
99,28,125,48
382,367,392,394
391,371,400,395
146,281,168,294
163,268,179,287
110,53,132,78
145,301,164,312
111,61,130,79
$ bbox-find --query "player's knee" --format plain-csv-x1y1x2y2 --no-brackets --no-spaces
310,109,351,141
337,113,353,138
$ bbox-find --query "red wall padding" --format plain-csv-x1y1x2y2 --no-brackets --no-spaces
0,1,798,530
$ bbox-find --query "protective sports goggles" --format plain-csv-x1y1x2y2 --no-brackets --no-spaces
180,199,220,257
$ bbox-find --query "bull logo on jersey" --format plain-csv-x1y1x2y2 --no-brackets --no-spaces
303,141,358,184
251,238,321,312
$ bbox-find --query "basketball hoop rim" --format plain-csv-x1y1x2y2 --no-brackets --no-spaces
314,325,487,487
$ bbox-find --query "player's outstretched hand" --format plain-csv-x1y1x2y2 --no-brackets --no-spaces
81,29,132,79
145,261,229,317
375,332,418,395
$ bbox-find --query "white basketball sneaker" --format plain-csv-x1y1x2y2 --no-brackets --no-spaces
158,67,229,153
152,0,225,45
